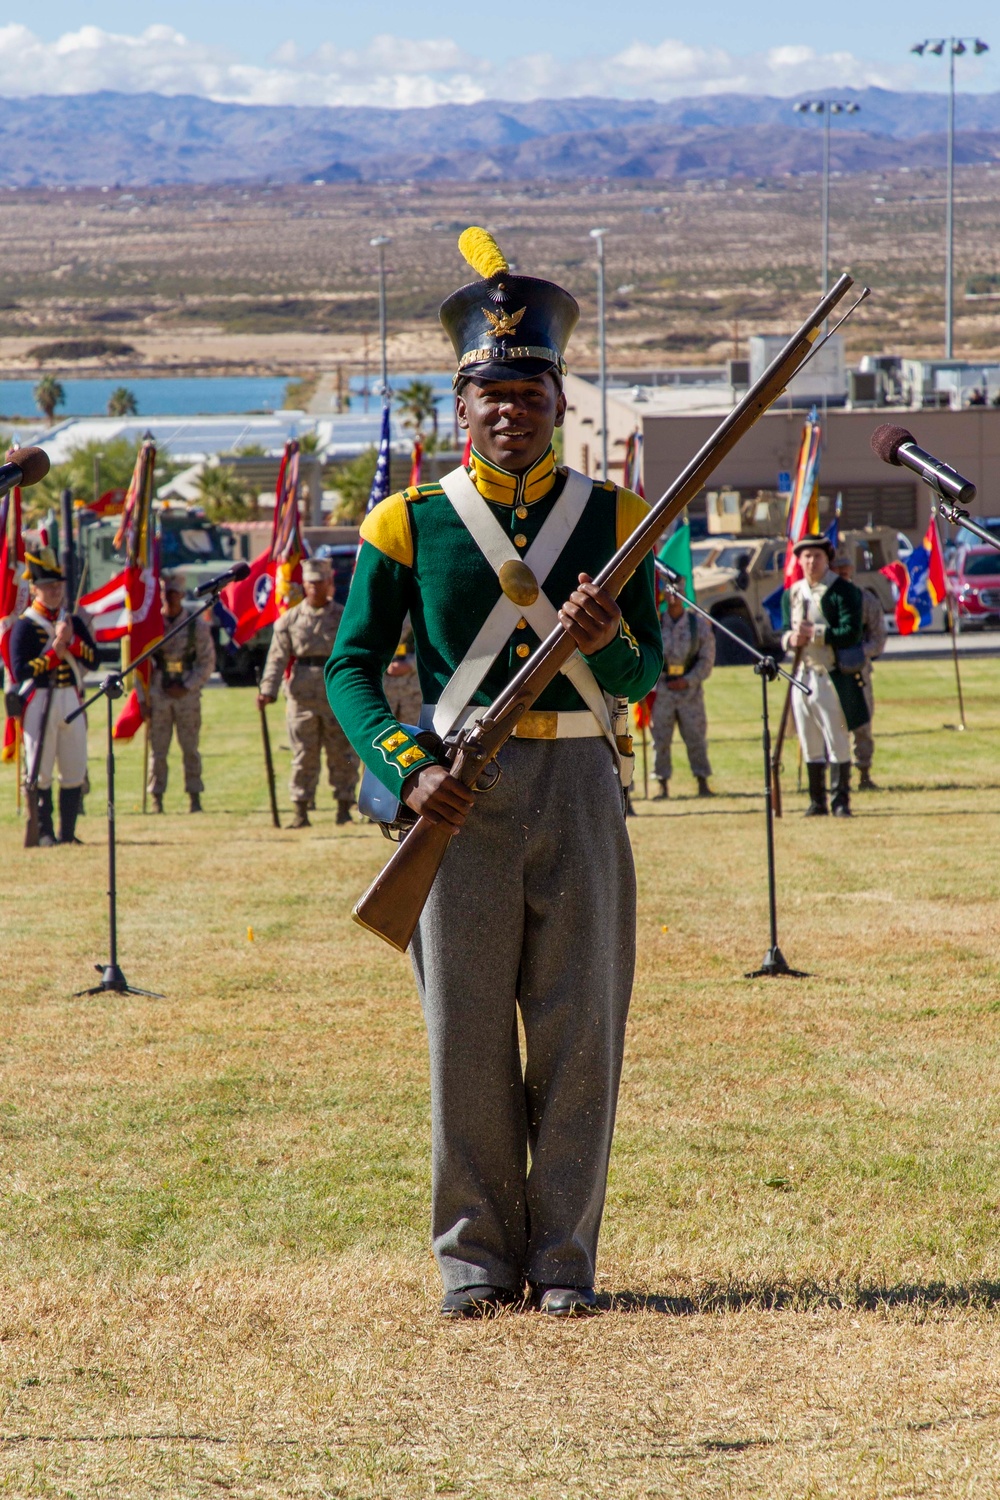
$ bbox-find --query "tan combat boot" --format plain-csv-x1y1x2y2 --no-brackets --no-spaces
290,801,311,829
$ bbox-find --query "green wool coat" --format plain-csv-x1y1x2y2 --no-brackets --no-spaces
782,572,871,731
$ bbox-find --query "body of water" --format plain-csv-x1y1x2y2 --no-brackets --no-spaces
0,375,294,419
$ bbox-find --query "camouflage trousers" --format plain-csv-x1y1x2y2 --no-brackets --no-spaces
148,689,203,796
651,681,712,782
285,677,359,804
852,666,876,770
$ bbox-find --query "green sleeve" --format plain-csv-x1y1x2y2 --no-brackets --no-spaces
325,543,437,798
823,578,864,648
781,587,792,631
585,551,663,700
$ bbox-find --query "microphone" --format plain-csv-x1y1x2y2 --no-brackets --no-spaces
870,424,976,505
193,561,250,597
0,446,50,495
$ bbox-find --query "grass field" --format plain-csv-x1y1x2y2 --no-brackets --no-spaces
2,656,1000,1497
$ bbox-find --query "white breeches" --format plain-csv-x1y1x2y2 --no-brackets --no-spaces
791,664,850,764
22,686,88,790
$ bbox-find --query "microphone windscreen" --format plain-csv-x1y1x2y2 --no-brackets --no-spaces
8,446,50,486
231,561,250,582
870,423,913,466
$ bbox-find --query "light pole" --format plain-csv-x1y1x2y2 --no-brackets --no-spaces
793,99,861,299
590,227,609,481
911,38,989,359
370,235,391,399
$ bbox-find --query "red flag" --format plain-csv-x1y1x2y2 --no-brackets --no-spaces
783,409,822,589
461,433,472,467
925,517,947,605
112,441,162,740
881,559,920,635
0,481,28,762
221,440,303,643
409,436,423,489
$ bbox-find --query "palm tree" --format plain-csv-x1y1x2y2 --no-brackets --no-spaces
34,375,65,423
396,378,439,445
107,386,138,417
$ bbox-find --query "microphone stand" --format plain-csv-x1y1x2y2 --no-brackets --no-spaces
66,584,226,998
658,565,811,979
934,496,1000,554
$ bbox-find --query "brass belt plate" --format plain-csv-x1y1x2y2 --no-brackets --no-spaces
498,559,539,608
514,709,558,740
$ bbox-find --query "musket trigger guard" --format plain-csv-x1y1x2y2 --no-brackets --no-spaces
473,759,501,793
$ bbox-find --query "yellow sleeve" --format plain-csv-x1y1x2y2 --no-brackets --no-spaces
358,492,414,568
616,486,651,550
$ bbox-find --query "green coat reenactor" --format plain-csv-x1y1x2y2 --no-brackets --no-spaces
782,535,869,817
327,227,661,1318
257,556,358,827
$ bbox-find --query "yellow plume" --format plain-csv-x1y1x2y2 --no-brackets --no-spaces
458,226,509,280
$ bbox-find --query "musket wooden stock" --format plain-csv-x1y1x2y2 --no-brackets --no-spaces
352,274,857,949
770,645,804,820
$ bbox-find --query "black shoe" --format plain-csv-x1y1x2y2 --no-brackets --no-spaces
831,761,852,818
151,793,164,814
857,767,878,791
804,761,828,817
336,799,353,825
655,778,668,800
533,1285,598,1317
37,787,57,845
440,1285,520,1319
696,776,714,798
58,786,83,844
188,793,203,814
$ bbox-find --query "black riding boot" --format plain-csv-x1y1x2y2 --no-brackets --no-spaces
831,761,853,817
804,761,828,816
59,786,83,844
37,787,57,846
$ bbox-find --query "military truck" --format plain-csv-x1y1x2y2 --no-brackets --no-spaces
76,504,244,677
691,528,901,665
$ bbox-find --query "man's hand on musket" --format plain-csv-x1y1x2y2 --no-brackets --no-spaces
788,621,815,649
558,572,621,654
52,619,73,658
403,763,475,833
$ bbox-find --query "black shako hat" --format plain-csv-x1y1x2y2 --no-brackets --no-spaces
440,226,579,385
24,545,64,582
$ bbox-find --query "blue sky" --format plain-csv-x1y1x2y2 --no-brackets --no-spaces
2,4,997,104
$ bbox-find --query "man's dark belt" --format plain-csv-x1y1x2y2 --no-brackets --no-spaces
295,655,329,667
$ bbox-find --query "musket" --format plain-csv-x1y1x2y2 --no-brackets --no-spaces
769,645,804,820
353,273,867,951
256,670,281,829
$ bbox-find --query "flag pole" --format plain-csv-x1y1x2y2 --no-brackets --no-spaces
935,515,967,731
142,717,149,813
14,720,21,813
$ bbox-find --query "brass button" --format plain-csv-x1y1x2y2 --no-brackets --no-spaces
514,532,527,548
516,617,527,629
515,643,530,658
515,505,528,519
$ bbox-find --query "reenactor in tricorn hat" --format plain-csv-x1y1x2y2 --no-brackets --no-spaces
10,545,97,845
257,555,358,827
327,228,662,1317
782,534,869,817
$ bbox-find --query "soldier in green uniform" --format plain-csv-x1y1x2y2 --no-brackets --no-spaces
327,228,662,1318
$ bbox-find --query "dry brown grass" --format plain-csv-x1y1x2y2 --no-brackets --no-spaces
0,168,998,379
2,657,1000,1496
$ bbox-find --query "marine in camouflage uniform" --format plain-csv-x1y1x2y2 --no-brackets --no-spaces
382,643,423,728
835,549,887,790
258,556,358,828
651,591,715,797
149,569,216,813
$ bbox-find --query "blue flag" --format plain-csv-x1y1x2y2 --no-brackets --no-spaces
366,403,392,513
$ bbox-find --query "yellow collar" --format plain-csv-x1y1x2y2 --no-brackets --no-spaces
468,446,557,507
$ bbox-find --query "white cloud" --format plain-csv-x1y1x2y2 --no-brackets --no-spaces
0,24,966,108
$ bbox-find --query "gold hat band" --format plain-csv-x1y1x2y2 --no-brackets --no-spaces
456,345,566,373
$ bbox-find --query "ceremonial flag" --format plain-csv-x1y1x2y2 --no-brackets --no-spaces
824,492,843,553
108,440,162,740
881,517,947,635
409,436,423,489
657,518,694,609
367,403,392,514
221,440,304,644
783,407,822,588
0,478,27,762
624,428,644,497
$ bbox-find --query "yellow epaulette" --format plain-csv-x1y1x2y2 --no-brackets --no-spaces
359,483,444,568
615,485,651,550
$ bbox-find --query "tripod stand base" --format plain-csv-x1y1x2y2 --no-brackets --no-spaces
74,962,165,998
745,946,809,979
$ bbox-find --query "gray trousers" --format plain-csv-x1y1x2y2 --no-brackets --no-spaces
410,738,635,1294
852,665,875,770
